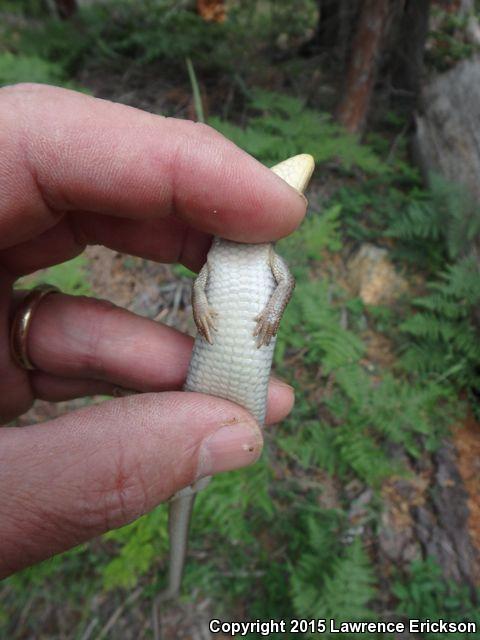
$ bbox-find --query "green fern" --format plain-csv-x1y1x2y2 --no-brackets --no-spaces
388,173,480,260
387,196,443,242
194,459,274,543
211,89,387,174
292,535,376,638
400,257,480,388
278,419,338,477
276,279,365,370
102,506,168,590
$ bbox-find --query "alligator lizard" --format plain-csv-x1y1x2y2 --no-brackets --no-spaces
161,153,315,600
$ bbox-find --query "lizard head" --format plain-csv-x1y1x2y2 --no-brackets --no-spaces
270,154,315,194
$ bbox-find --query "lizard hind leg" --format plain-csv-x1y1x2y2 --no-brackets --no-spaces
253,250,295,348
192,261,218,345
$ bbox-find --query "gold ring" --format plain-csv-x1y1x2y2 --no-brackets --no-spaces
10,284,60,370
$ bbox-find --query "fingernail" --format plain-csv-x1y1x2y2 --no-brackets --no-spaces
299,192,308,207
196,419,263,479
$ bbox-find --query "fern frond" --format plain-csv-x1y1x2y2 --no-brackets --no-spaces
292,538,376,624
387,199,442,241
400,255,480,388
211,90,387,174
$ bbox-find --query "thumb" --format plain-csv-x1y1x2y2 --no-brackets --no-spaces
0,392,262,578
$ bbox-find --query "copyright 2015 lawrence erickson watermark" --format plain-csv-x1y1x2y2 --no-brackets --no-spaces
209,618,477,636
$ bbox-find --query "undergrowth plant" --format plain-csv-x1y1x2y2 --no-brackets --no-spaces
386,175,480,391
16,255,91,296
393,558,480,639
211,89,387,173
0,51,65,87
2,0,318,88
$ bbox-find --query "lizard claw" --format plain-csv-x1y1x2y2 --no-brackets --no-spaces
253,311,279,348
194,306,218,344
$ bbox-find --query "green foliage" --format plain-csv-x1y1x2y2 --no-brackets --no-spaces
172,263,195,279
388,174,480,260
277,279,364,371
279,365,453,486
292,536,376,637
280,205,343,277
393,558,480,638
335,170,480,395
17,255,91,296
332,176,445,269
384,174,480,389
102,506,168,590
5,0,318,86
0,51,64,86
400,256,480,388
211,89,387,173
427,9,480,72
183,460,276,596
8,14,95,77
2,1,225,79
275,220,456,486
0,0,47,17
81,1,228,70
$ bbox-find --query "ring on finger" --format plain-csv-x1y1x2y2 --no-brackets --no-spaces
10,284,60,370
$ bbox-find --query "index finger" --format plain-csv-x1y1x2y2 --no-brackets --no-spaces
0,83,307,251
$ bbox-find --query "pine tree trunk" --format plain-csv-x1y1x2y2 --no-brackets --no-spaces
317,0,343,49
389,0,430,100
335,0,391,133
301,0,360,63
53,0,77,19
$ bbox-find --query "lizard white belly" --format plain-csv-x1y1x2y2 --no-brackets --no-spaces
184,238,275,425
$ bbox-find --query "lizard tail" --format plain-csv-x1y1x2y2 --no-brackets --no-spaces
159,476,212,601
161,493,196,601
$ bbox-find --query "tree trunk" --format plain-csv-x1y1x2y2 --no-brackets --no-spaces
389,0,430,101
414,57,480,205
300,0,361,63
335,0,391,134
315,0,360,54
414,55,480,336
53,0,78,19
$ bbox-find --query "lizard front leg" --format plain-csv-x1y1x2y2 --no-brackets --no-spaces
253,247,295,348
192,261,218,344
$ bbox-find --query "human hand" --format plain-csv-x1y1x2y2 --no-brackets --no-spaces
0,84,306,578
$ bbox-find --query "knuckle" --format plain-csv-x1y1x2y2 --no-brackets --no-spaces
188,121,220,140
77,296,119,374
